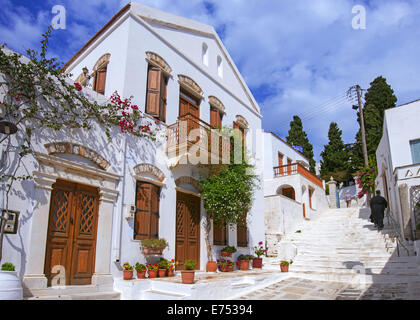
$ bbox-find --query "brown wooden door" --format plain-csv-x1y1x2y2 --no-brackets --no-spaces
176,192,200,270
44,180,99,286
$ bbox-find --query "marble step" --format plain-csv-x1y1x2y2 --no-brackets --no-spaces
287,265,419,275
26,291,120,300
23,283,114,298
286,271,420,284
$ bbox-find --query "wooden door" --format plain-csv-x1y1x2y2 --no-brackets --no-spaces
44,180,99,286
175,192,200,270
287,158,292,174
302,203,306,218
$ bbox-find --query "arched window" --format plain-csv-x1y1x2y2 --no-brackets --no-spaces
92,53,110,95
276,185,296,201
217,55,223,78
202,43,208,66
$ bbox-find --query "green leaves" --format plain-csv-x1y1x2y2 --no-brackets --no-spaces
200,162,259,227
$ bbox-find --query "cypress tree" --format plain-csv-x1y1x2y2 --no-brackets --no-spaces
286,115,316,174
320,122,351,184
353,76,397,166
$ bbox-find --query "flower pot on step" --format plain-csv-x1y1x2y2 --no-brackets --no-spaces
238,260,250,271
280,264,289,272
148,270,158,278
143,247,163,255
167,269,175,277
136,270,146,279
158,269,167,277
252,257,263,268
181,270,195,284
206,261,217,272
123,269,133,280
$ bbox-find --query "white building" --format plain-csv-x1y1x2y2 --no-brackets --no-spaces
375,99,420,242
0,2,265,296
263,132,328,256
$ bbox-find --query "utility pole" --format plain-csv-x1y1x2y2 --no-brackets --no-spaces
354,84,371,205
355,85,369,167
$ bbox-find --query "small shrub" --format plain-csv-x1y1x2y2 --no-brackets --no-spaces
280,260,293,266
134,263,146,271
184,259,197,270
1,262,15,271
157,258,169,269
221,245,237,253
122,262,133,271
237,254,253,261
141,238,168,249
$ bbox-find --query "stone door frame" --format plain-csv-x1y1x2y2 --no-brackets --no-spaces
23,152,120,291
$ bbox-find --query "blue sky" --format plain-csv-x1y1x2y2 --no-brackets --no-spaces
1,0,420,162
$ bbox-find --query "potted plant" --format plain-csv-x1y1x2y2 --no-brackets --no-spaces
122,262,133,280
220,245,237,257
157,258,169,277
146,264,159,278
237,254,253,271
181,259,197,284
141,238,169,255
280,260,293,272
0,262,22,300
217,259,234,272
134,263,146,279
252,241,266,268
168,259,177,277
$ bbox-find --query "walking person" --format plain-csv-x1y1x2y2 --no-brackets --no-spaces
344,191,352,208
370,190,388,230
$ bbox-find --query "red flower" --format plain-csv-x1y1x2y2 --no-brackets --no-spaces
74,82,82,91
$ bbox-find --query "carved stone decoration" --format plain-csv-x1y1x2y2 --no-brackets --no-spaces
208,96,225,113
92,53,111,72
133,163,165,182
44,142,110,171
146,51,172,74
235,115,249,128
178,75,203,98
175,176,202,192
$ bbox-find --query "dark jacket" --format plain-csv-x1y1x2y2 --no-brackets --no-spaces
370,195,388,220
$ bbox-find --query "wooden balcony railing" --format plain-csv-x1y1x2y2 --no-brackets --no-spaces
166,113,231,164
273,163,323,188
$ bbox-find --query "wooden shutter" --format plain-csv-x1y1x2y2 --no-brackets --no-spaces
210,107,222,128
146,66,161,117
159,76,167,122
278,153,283,167
134,181,160,240
213,220,226,245
150,184,160,238
94,67,107,94
237,214,247,247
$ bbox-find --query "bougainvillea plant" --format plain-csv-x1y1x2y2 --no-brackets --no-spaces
355,165,377,199
0,26,159,262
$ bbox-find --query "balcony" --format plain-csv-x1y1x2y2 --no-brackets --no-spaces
166,114,231,166
273,163,323,188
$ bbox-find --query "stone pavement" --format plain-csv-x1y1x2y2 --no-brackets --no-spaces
238,277,420,300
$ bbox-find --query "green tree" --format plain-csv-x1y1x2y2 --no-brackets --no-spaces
286,115,316,174
320,122,351,184
353,76,397,167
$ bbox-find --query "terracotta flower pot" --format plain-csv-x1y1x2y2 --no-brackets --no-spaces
181,270,195,284
123,269,133,280
280,264,289,272
206,261,218,272
158,269,167,278
229,265,234,272
238,260,250,271
148,270,158,278
167,269,175,277
252,258,263,268
221,251,232,257
136,270,146,279
143,247,163,255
